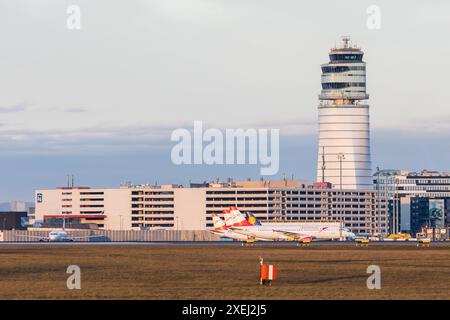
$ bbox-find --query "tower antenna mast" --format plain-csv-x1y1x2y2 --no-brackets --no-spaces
321,146,326,183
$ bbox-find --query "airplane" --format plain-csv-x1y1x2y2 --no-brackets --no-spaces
209,213,254,242
219,206,356,243
209,209,273,243
18,216,104,242
24,230,104,242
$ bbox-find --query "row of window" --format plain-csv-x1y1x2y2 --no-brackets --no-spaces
131,223,174,228
206,190,374,197
132,204,174,208
132,217,174,221
80,192,104,195
322,65,365,73
322,82,365,89
132,211,175,215
329,54,363,61
131,198,174,202
376,178,450,185
206,197,267,201
131,191,174,195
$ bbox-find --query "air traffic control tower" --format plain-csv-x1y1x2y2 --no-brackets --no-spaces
317,37,372,189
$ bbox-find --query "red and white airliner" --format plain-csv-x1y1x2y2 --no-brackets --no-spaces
210,206,355,243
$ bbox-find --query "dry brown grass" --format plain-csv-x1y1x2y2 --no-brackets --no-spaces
0,244,449,300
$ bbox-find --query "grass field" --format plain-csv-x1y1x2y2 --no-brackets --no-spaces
0,244,449,300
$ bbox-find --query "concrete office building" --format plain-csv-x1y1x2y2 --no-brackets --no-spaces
0,211,28,230
410,197,449,237
35,179,388,235
317,37,372,189
373,169,450,234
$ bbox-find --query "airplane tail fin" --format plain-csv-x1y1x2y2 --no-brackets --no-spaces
245,211,261,226
223,209,235,227
228,206,253,227
212,214,227,230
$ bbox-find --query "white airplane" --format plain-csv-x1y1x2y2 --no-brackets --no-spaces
209,208,273,243
231,223,356,242
209,213,254,242
217,206,356,242
30,230,104,242
18,217,104,242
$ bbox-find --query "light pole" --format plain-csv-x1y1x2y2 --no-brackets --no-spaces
337,153,346,222
337,153,345,239
384,172,389,235
393,178,399,234
376,166,381,236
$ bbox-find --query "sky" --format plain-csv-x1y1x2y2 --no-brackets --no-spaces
1,0,450,201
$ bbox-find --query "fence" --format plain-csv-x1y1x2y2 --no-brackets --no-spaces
0,229,222,242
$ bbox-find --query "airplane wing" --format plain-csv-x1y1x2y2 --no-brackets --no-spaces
209,230,226,236
15,234,49,241
69,234,106,240
229,227,253,236
272,230,315,241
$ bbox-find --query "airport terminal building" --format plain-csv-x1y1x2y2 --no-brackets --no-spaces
35,179,388,235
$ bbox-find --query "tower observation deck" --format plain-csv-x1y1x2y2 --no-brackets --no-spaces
316,36,372,189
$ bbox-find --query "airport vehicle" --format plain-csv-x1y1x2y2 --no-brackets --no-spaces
386,233,412,240
355,237,370,244
417,238,431,247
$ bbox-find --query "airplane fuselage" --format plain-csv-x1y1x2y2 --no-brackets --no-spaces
47,231,72,242
232,223,354,241
211,229,273,242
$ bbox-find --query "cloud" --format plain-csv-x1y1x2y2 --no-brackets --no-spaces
0,102,28,113
61,107,87,113
42,106,88,113
0,114,448,159
0,124,177,155
373,114,450,133
0,119,315,155
249,119,317,136
150,0,227,24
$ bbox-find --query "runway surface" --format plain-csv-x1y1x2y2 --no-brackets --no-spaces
1,240,449,247
1,242,449,299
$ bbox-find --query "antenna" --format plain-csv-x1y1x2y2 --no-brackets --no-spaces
342,35,351,48
321,146,326,183
71,174,74,187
